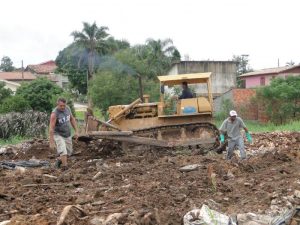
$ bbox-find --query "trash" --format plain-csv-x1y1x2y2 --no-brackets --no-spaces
104,213,128,225
294,190,300,198
0,221,10,225
179,164,200,172
183,204,237,225
92,171,102,180
57,205,87,225
237,213,272,225
0,159,50,170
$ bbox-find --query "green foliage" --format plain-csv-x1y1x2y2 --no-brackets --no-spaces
256,76,300,124
214,98,234,121
0,81,12,103
71,22,110,78
0,96,31,113
89,71,160,113
214,119,300,132
0,56,15,72
0,111,48,139
16,78,63,113
233,55,253,87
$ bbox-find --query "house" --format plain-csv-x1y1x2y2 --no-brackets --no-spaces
0,71,36,84
26,60,69,88
0,79,21,93
240,65,300,88
168,61,237,97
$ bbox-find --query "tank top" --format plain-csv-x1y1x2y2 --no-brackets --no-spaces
53,106,72,138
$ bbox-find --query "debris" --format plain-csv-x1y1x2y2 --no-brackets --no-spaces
91,200,105,206
0,221,10,225
179,164,200,172
92,171,102,181
183,204,236,225
294,190,300,198
57,205,87,225
43,174,58,180
0,159,50,169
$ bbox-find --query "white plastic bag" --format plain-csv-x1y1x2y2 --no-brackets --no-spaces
183,204,237,225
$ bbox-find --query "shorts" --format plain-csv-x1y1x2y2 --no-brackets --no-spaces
54,134,73,156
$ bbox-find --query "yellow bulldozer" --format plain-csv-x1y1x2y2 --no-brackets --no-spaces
81,72,222,152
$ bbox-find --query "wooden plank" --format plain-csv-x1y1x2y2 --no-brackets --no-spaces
88,131,133,136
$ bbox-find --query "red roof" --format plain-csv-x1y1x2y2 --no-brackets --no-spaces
26,60,57,74
240,65,300,77
0,72,36,81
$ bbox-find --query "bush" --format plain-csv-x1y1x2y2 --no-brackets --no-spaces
256,76,300,124
214,98,234,121
0,111,48,139
0,96,31,113
0,81,12,104
16,78,63,113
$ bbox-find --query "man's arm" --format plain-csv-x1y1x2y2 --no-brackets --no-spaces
70,114,79,138
49,113,56,149
239,117,248,132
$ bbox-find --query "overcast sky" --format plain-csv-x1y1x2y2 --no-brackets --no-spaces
0,0,299,70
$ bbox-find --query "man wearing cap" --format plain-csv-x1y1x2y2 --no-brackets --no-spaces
219,110,252,160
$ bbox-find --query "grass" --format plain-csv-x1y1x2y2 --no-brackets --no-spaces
75,108,104,121
0,136,29,146
214,119,300,133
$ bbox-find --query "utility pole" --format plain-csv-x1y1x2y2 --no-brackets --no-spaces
278,58,280,67
21,60,24,81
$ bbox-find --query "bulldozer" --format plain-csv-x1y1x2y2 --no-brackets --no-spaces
81,72,222,152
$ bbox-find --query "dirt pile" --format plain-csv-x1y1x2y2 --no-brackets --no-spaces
0,132,299,225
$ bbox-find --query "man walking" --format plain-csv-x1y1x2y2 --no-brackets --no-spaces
219,110,252,160
49,98,78,170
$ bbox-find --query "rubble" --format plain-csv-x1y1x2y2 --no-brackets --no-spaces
0,131,299,224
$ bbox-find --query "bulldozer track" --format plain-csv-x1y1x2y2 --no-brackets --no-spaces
132,122,221,151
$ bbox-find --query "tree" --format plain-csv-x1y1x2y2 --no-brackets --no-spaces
256,76,300,124
16,78,63,113
0,95,31,113
145,38,180,75
71,22,110,79
89,70,159,113
0,81,12,104
286,60,295,66
233,55,254,87
0,56,15,72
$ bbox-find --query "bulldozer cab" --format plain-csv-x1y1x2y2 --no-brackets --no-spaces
157,72,213,117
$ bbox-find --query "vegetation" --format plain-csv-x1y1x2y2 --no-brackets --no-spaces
16,78,63,113
0,111,48,139
214,119,300,133
71,22,110,79
233,55,253,87
0,81,12,103
256,76,300,124
0,95,31,113
0,56,15,72
214,98,234,121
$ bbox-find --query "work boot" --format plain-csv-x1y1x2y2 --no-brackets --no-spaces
55,159,62,168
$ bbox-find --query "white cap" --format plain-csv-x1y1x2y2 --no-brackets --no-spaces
229,110,237,117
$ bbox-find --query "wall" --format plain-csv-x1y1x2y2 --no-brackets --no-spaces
168,61,237,96
214,88,262,121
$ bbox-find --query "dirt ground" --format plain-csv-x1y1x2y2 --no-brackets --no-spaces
0,132,300,225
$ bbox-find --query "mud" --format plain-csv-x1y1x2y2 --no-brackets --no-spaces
0,132,300,224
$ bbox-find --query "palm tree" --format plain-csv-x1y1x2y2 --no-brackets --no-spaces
145,38,179,75
71,22,109,79
286,60,295,66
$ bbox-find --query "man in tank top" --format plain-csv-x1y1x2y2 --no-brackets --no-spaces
49,97,78,170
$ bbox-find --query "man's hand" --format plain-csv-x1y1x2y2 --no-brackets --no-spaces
73,132,79,141
49,138,55,150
